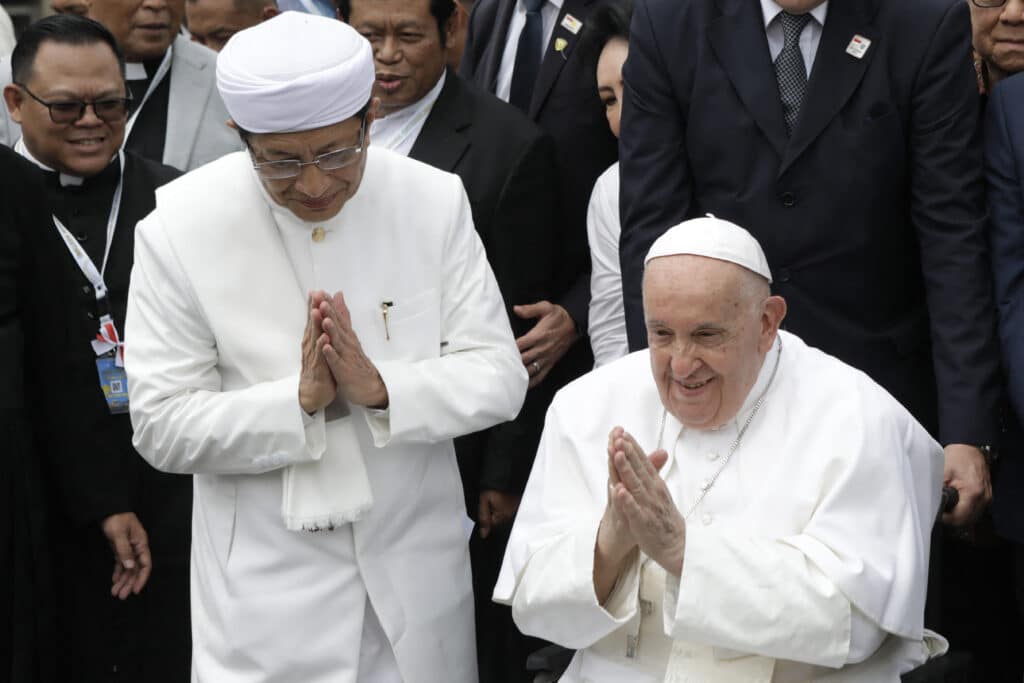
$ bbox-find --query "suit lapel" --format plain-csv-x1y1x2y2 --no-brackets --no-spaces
708,0,788,159
529,0,592,118
408,73,471,172
779,0,877,175
164,38,212,171
481,0,518,92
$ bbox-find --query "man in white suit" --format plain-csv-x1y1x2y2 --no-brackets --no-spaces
125,12,527,683
0,0,238,171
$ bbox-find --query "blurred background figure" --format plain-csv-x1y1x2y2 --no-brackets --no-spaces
0,6,15,55
582,0,631,368
186,0,277,51
3,14,189,682
0,0,239,171
277,0,333,15
970,0,1024,94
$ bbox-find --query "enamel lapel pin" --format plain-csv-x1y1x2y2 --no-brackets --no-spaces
845,34,871,59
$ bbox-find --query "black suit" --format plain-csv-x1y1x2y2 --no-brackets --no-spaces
408,71,559,683
28,152,191,683
460,0,617,347
619,0,1000,448
0,146,58,683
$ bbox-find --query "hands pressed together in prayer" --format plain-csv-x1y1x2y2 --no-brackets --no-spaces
514,301,578,388
101,512,152,600
299,290,389,414
942,443,993,528
594,427,686,604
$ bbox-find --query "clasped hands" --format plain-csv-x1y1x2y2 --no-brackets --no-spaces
299,290,388,414
594,427,685,603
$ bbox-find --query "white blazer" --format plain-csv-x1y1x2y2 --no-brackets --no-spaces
125,148,527,682
0,35,239,171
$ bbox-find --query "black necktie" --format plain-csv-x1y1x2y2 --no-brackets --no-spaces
774,11,812,137
509,0,545,112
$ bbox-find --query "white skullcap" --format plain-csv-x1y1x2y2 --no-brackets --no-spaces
644,214,773,283
216,11,374,134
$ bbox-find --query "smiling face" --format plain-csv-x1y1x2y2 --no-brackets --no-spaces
4,40,126,177
246,109,376,222
90,0,185,61
971,0,1024,83
347,0,453,115
643,255,786,430
596,37,627,139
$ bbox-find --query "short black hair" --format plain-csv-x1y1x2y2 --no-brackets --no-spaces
579,0,634,66
11,14,125,85
336,0,456,45
235,98,373,146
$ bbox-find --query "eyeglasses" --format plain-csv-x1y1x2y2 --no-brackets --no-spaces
14,83,131,124
972,0,1010,7
251,117,368,181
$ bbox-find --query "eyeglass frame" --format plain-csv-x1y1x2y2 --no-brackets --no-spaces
250,114,370,181
971,0,1012,8
13,82,132,125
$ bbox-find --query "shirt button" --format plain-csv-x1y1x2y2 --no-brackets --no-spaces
706,451,719,461
702,513,713,526
780,191,796,207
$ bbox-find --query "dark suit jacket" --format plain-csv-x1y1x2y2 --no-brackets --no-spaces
985,73,1024,543
410,72,561,496
619,0,1000,446
460,0,618,334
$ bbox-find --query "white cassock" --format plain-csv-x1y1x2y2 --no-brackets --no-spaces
585,162,627,367
495,331,946,682
125,147,528,683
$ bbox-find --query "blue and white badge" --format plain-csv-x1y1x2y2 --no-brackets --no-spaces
96,354,129,414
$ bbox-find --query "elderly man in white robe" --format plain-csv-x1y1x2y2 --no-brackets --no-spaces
496,217,948,682
124,11,527,683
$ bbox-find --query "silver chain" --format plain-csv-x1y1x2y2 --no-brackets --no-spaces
656,336,783,520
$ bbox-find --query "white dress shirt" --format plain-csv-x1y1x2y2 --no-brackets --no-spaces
760,0,829,77
371,71,447,157
495,0,564,103
586,163,628,367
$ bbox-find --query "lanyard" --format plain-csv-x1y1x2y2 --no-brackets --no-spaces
51,150,125,301
52,151,127,365
124,46,173,144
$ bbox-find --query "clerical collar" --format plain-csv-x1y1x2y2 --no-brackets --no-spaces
11,136,118,187
371,70,447,156
125,62,148,80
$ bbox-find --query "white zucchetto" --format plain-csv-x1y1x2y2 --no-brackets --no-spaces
644,214,773,283
216,11,374,134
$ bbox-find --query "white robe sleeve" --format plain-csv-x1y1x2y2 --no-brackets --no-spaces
126,213,327,475
368,178,528,446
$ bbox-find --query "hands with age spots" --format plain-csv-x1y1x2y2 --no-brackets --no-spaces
319,291,389,409
605,427,686,577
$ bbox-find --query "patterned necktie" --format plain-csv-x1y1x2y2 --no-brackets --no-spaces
509,0,545,112
774,11,812,137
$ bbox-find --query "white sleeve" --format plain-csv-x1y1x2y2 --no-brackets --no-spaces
369,178,528,446
125,212,326,475
587,169,629,367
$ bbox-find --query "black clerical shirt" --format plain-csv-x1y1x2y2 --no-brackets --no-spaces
125,56,170,164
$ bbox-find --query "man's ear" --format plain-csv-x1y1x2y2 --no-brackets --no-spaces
760,295,787,350
261,5,278,21
443,8,460,50
3,84,24,124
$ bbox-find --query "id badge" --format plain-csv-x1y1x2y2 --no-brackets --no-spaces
95,353,129,414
